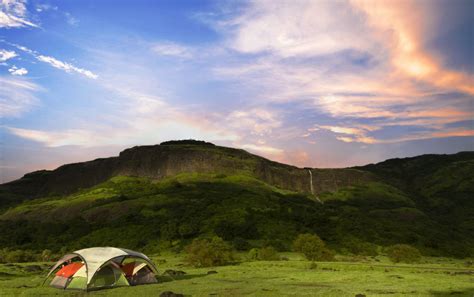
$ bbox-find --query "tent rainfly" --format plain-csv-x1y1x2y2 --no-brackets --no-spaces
45,247,158,291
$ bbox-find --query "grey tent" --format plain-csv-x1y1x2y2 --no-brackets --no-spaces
45,247,158,291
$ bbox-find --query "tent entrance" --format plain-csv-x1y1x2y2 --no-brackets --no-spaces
88,264,129,290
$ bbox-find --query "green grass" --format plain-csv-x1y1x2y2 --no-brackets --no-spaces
0,253,472,296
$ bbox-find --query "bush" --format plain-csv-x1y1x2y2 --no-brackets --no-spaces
340,237,378,256
387,244,422,263
185,236,236,267
247,246,280,261
259,246,280,260
293,233,333,261
0,249,38,263
247,248,259,260
319,248,335,261
41,249,53,262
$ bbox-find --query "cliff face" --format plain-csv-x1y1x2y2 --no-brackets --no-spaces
0,142,375,206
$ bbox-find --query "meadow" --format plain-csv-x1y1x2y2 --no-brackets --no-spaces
0,253,472,297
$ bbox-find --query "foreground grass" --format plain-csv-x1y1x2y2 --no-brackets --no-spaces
0,253,472,297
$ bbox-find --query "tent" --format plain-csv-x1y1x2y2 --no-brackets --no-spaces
45,247,158,291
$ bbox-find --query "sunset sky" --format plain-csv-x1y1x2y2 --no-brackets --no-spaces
1,0,473,182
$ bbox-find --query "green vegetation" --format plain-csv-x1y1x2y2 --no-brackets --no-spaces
0,164,473,258
387,244,422,263
0,253,472,296
293,233,334,261
185,236,236,267
0,146,473,268
247,246,280,261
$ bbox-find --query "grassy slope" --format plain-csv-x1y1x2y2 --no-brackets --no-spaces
0,254,473,297
359,154,474,257
0,151,472,257
0,172,462,256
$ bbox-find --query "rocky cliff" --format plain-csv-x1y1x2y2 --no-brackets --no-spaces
0,141,375,207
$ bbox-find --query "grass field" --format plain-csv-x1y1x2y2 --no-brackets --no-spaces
0,253,472,297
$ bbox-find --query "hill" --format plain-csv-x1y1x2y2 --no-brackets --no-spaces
0,140,373,208
0,140,473,258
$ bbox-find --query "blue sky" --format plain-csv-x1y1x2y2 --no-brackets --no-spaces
1,0,473,182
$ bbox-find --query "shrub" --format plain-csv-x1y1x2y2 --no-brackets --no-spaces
387,244,422,263
185,236,236,267
340,237,378,256
293,233,329,261
41,249,53,262
319,248,336,261
247,246,280,261
258,246,280,261
247,248,260,260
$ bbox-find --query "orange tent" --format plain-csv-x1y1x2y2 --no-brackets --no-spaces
56,262,84,278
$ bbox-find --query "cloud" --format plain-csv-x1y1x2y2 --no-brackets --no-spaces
8,65,27,75
5,127,101,147
0,0,39,28
240,143,283,155
36,55,98,79
212,0,473,147
0,49,17,61
3,42,98,79
351,0,474,95
226,108,281,136
227,0,373,57
35,3,57,12
0,76,40,117
151,42,192,58
314,124,377,144
64,12,78,26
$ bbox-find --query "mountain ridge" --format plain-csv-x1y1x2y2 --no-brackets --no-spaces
0,140,376,207
0,140,472,257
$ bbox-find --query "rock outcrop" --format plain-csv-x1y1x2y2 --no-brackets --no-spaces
0,141,375,207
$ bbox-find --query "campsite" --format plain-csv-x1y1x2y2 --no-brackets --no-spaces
0,143,473,296
2,0,474,295
1,252,473,296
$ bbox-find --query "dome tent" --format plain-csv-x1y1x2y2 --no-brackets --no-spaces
45,247,158,291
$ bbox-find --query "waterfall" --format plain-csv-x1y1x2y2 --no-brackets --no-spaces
308,169,323,204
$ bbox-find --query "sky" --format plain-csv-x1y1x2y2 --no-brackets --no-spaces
0,0,473,183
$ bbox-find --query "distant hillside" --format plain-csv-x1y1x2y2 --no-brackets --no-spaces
0,140,374,208
0,141,472,258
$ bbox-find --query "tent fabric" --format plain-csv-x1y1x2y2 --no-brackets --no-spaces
121,262,136,277
45,254,80,281
67,276,87,290
74,265,87,278
128,268,157,286
72,247,157,284
50,276,69,289
121,262,147,277
133,263,147,275
56,262,84,278
88,264,129,290
46,247,158,291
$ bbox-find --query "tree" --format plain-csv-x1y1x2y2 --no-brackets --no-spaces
293,233,328,261
387,244,421,263
185,236,236,267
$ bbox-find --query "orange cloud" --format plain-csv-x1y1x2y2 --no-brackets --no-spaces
351,0,474,94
